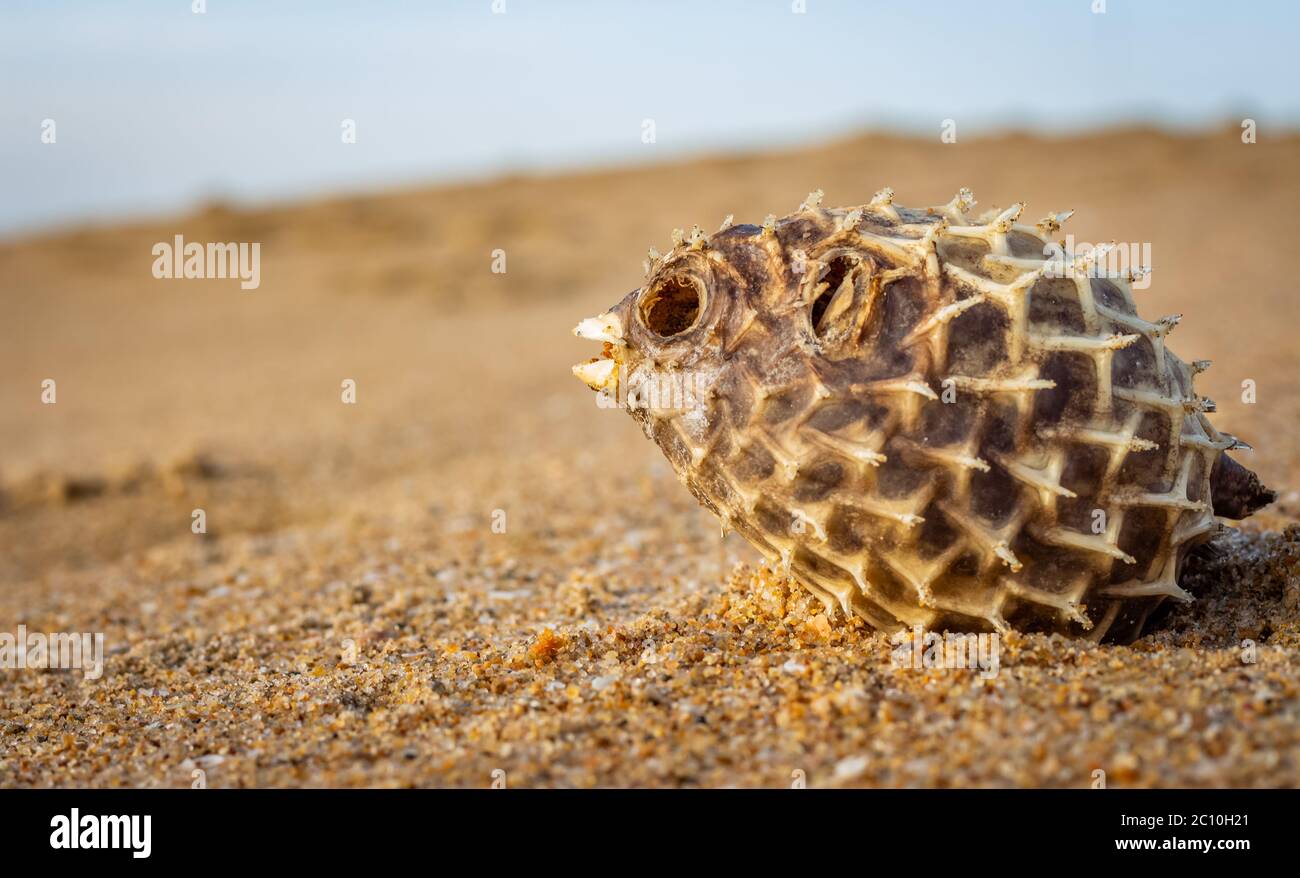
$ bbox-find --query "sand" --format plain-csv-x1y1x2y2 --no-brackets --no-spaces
1,126,1298,787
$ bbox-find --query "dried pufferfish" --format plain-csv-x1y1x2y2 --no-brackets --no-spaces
572,189,1274,642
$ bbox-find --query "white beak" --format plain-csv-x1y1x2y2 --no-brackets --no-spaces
572,312,624,345
572,357,618,391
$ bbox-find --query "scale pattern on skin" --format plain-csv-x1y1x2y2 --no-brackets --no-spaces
573,189,1269,642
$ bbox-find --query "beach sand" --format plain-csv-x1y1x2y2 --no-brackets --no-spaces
2,127,1298,787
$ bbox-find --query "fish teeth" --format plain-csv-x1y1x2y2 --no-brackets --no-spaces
571,358,617,392
573,312,624,345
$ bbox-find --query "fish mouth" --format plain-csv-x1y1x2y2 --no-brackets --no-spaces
571,311,624,393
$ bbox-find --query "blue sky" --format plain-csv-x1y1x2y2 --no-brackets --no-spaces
2,0,1297,235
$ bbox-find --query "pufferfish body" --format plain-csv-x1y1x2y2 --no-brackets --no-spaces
572,189,1273,642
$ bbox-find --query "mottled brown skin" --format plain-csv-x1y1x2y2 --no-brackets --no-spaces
580,193,1271,642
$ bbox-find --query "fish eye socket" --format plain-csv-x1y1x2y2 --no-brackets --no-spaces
639,275,703,338
811,257,853,327
808,252,866,339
